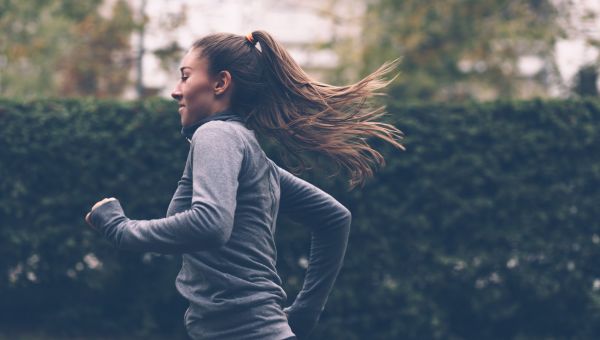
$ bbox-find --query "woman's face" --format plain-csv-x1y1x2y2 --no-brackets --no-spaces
171,49,217,127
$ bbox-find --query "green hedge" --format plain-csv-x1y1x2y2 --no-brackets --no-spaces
0,98,599,339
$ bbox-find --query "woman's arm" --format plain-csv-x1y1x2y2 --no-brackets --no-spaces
276,165,352,339
88,122,245,254
165,150,193,218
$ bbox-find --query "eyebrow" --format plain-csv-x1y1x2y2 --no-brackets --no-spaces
179,66,192,72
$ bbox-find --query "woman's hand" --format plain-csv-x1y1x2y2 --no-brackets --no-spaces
283,306,321,339
85,197,117,229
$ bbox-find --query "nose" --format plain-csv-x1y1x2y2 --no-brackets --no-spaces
171,84,182,101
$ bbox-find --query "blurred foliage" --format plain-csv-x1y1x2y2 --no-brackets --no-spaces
0,98,189,338
1,97,599,339
60,0,136,97
572,63,599,97
0,0,135,98
0,0,187,99
356,0,565,102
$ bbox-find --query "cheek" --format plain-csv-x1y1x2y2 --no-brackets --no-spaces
185,79,213,108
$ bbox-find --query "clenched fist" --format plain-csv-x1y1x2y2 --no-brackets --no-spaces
85,197,117,229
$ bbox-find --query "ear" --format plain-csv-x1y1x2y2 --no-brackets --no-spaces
213,70,232,96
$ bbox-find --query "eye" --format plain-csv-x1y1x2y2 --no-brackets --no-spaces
180,75,189,81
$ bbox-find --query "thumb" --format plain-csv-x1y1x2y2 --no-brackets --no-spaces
85,212,95,229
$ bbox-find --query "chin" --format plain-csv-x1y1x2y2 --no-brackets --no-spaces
180,113,194,127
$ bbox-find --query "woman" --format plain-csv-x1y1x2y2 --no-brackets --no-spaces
85,31,405,340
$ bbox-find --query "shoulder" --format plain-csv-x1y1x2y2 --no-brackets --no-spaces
190,120,247,149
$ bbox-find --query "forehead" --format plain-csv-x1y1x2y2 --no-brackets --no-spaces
179,48,208,71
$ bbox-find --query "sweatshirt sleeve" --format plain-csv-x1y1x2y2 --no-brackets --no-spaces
89,121,244,254
277,166,352,339
166,149,193,218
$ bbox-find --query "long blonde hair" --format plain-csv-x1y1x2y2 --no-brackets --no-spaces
192,30,405,189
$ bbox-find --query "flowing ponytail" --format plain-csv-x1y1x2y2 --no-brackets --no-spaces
191,30,405,190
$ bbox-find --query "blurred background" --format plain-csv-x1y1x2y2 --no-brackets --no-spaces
1,0,599,339
2,0,599,101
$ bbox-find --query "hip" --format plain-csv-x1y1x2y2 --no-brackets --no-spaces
184,299,295,340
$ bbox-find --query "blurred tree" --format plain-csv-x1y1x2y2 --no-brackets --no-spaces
0,0,136,98
0,0,83,97
572,63,599,97
351,0,567,102
59,0,136,97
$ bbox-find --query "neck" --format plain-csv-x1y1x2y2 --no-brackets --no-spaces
180,107,246,141
208,101,230,116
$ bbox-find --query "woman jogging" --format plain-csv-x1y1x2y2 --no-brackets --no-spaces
85,30,404,340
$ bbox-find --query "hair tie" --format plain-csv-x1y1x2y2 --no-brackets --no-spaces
245,32,256,46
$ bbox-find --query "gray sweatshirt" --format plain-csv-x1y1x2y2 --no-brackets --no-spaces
89,109,352,339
